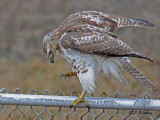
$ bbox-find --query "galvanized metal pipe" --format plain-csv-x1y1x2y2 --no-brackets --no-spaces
0,93,159,111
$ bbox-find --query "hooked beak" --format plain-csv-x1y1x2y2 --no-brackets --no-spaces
50,59,55,63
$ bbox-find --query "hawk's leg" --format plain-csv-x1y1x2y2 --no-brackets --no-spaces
70,90,88,108
61,72,88,107
60,72,78,79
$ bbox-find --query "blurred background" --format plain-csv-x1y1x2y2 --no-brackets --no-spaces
0,0,159,98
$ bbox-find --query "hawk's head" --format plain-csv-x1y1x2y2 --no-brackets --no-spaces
43,32,57,63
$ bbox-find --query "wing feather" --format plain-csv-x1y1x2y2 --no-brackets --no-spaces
60,31,153,62
60,11,155,32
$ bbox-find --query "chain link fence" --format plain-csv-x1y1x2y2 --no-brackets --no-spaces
0,88,159,120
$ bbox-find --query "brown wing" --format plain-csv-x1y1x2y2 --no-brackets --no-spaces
60,31,154,62
60,11,155,32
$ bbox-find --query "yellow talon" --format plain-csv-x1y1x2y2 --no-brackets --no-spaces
71,90,88,107
60,72,78,79
61,73,88,107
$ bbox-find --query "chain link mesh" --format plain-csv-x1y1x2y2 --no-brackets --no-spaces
0,88,159,120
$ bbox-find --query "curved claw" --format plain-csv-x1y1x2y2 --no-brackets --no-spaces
60,72,77,80
70,97,88,108
60,73,69,79
60,74,63,79
65,74,69,79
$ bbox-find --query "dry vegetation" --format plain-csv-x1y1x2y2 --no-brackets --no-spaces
0,0,159,98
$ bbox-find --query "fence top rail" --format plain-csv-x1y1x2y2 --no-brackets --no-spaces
0,93,159,111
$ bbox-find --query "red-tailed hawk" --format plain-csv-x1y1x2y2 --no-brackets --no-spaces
43,11,157,107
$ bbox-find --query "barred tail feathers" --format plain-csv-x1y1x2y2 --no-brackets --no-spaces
107,14,155,28
118,18,155,28
121,58,157,90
